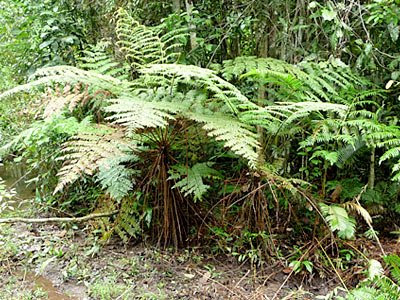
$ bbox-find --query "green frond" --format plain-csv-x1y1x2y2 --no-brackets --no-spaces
97,154,139,201
115,8,186,71
79,42,130,80
169,163,220,202
104,94,178,131
54,126,132,194
380,147,400,163
337,138,366,167
384,254,400,283
0,66,128,100
320,202,356,239
115,8,165,70
141,63,258,113
223,56,365,104
113,197,146,242
184,112,260,168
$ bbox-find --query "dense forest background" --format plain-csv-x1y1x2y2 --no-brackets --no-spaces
1,0,400,299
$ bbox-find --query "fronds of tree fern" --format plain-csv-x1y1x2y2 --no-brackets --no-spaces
141,63,258,113
42,84,91,119
115,8,164,70
184,112,260,168
104,95,178,131
115,8,187,71
54,125,132,194
78,42,130,80
0,66,129,100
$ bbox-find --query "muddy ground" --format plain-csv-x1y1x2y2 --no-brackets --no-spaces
0,220,339,300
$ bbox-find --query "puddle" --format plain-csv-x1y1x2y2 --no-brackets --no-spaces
0,162,35,211
22,272,76,300
2,164,77,299
0,163,35,198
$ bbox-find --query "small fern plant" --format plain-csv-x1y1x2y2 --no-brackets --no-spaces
339,255,400,300
320,202,356,239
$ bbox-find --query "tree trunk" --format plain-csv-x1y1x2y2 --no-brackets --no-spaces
172,0,181,12
256,34,269,166
185,0,197,50
368,147,375,189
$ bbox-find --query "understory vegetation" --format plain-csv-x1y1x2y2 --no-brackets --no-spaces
2,0,400,299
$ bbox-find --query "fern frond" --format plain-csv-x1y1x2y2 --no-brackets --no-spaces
0,66,128,100
169,163,220,202
320,202,356,239
115,8,187,70
104,95,178,131
141,64,258,113
42,84,91,119
185,112,260,168
115,8,163,69
336,138,366,167
113,197,143,242
343,201,373,225
384,254,400,283
79,42,130,80
54,126,132,194
380,147,400,163
97,154,139,201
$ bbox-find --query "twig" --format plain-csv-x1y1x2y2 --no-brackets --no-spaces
270,243,313,300
0,211,118,224
315,237,348,292
354,185,386,256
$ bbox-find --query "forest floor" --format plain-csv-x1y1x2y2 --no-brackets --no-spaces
0,220,340,300
1,165,397,300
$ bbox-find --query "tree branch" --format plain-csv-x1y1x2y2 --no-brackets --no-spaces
0,211,118,224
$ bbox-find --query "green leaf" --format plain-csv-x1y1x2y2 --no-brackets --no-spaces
320,203,356,239
170,163,220,202
303,261,314,274
368,259,384,280
321,9,337,21
388,22,399,42
39,40,52,49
